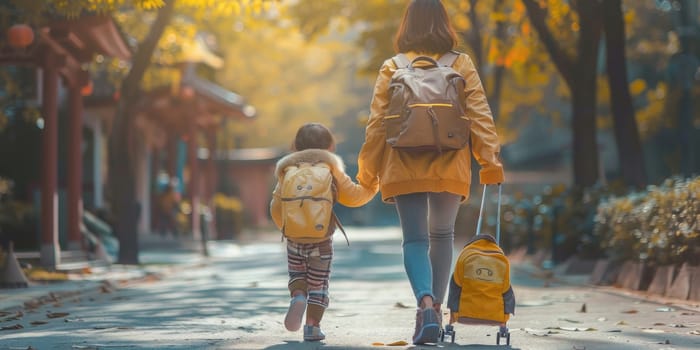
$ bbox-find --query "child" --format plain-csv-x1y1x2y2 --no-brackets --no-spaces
269,122,377,341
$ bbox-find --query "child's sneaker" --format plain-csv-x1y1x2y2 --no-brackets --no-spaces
412,307,440,344
284,294,307,331
303,325,326,341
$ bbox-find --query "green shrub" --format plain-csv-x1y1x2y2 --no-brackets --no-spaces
594,176,699,266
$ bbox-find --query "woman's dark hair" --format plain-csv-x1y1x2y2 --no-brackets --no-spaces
394,0,457,54
293,122,335,151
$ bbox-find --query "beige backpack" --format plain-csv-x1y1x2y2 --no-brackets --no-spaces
384,51,470,153
280,162,346,244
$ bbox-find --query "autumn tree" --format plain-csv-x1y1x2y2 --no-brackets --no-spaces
108,0,274,264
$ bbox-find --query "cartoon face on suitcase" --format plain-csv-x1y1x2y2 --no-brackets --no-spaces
464,254,507,283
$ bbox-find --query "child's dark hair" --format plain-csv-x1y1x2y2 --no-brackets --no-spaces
293,123,335,151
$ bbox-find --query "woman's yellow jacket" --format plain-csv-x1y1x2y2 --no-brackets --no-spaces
357,51,505,203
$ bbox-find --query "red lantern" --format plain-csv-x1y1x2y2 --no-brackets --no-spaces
81,80,93,96
180,86,195,100
7,24,34,49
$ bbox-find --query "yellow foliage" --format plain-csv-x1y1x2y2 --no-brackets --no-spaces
453,14,470,31
490,12,508,22
25,268,68,281
217,13,363,149
636,83,669,139
629,79,647,96
214,193,243,212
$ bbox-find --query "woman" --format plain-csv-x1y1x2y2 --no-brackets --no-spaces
356,0,505,344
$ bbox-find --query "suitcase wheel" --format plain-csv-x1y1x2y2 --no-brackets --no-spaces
496,325,510,346
442,324,455,343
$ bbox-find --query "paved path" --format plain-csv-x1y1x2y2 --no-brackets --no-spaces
0,227,699,349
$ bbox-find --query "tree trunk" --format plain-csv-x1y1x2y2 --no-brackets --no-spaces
570,85,600,187
602,0,647,189
572,0,603,187
523,0,602,187
487,0,508,121
466,0,484,70
108,0,177,264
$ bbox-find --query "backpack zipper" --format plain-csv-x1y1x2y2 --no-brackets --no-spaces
408,103,453,108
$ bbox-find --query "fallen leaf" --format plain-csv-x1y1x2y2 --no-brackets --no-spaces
387,341,408,346
30,320,48,325
606,329,622,332
621,310,638,314
2,311,24,321
654,322,666,326
656,307,675,312
394,302,410,309
372,342,384,346
47,312,69,318
559,318,582,323
0,324,23,330
547,326,596,332
578,303,587,313
23,300,41,310
668,324,687,328
523,327,557,336
688,330,700,335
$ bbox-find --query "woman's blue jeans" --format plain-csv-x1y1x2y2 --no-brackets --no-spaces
395,192,461,307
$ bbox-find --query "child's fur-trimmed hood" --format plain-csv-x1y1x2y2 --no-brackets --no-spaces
274,149,345,178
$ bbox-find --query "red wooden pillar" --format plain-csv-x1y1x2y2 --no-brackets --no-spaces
205,128,218,239
40,56,61,268
187,131,201,239
66,84,84,250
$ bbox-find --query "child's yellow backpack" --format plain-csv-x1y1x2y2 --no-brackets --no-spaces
280,162,346,244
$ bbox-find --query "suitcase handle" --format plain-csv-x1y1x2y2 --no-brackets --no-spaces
475,184,502,244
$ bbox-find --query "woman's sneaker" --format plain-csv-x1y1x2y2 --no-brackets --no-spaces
412,307,440,345
303,325,326,341
284,295,307,331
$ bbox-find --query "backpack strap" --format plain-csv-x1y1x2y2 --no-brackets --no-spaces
392,54,411,69
437,50,460,67
332,211,349,246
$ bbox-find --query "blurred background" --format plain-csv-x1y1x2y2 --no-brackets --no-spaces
0,1,697,274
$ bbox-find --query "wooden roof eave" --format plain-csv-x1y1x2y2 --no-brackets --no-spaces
181,75,254,118
48,15,131,61
134,80,254,130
